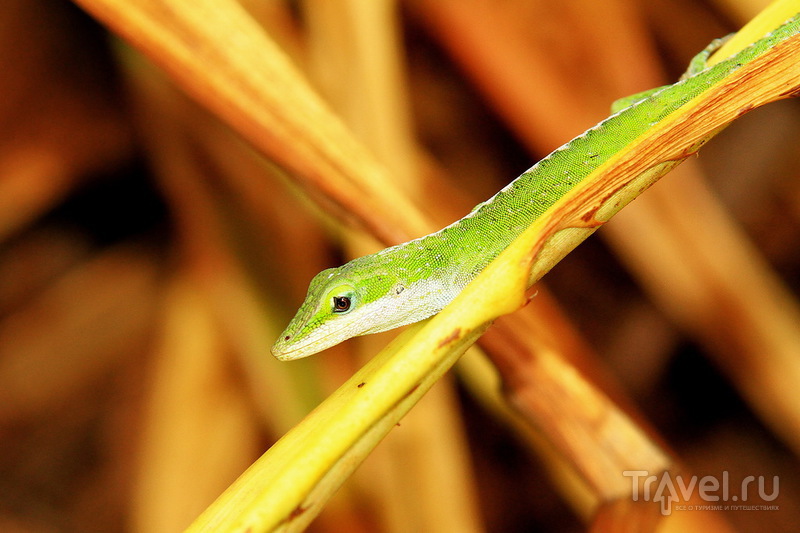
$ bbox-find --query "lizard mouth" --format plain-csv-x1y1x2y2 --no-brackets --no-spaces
270,336,311,360
271,325,349,361
271,332,306,360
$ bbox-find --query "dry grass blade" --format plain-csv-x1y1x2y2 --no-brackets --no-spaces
71,0,429,244
133,277,262,533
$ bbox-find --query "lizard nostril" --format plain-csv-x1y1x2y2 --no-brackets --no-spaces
284,335,291,341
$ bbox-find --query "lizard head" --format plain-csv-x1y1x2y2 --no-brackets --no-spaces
271,262,407,360
271,256,455,360
271,267,360,360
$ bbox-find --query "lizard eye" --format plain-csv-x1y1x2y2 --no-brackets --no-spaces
332,296,352,313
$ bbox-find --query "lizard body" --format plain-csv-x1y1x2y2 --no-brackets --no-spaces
273,15,800,360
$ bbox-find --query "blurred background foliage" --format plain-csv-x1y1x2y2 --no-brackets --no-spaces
1,0,799,531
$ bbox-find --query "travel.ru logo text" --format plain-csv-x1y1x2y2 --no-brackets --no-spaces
623,470,779,516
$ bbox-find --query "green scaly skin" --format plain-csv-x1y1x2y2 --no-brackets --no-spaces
272,15,800,360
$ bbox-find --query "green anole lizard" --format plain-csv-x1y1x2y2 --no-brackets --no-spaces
273,14,800,361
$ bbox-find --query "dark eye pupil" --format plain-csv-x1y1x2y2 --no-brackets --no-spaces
333,296,351,312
